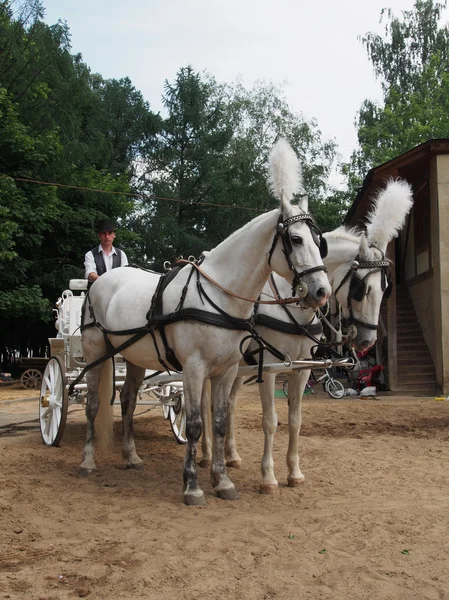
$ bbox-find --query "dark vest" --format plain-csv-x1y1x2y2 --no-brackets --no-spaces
91,247,122,276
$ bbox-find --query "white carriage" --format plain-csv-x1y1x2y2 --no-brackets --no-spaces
39,279,186,447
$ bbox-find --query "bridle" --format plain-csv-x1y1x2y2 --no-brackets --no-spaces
334,249,392,339
268,212,328,299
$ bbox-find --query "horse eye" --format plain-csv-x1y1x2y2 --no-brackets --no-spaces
290,236,303,245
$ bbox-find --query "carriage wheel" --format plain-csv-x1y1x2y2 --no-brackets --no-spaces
21,368,43,389
325,378,345,399
168,390,187,444
39,356,68,446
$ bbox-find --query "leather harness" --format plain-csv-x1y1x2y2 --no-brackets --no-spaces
69,211,336,397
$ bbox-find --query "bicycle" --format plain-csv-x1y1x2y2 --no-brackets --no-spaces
282,368,345,399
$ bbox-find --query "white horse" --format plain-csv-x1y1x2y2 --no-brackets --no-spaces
200,179,413,493
79,138,332,505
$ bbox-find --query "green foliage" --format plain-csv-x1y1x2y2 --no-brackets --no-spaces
0,1,159,361
0,285,51,319
345,0,449,192
0,2,345,362
132,70,341,269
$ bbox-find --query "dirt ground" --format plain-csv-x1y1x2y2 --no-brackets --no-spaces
1,382,449,600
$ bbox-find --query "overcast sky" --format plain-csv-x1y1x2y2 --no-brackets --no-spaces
42,0,430,176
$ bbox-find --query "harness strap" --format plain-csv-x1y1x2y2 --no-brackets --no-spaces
255,313,323,337
68,327,150,396
267,274,342,358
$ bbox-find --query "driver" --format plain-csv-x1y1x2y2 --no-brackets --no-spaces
84,219,128,283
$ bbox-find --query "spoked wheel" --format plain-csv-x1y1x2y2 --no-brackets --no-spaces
39,356,68,446
325,378,345,399
168,390,187,444
21,368,43,389
161,384,177,419
282,380,288,397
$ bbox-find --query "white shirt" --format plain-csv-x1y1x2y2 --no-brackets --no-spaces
84,245,128,279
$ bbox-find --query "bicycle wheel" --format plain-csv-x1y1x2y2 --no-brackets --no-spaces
303,382,314,395
325,378,345,399
283,380,288,397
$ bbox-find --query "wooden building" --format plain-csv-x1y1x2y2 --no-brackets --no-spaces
345,139,449,395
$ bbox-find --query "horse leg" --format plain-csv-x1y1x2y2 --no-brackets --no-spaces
225,376,244,469
259,372,278,494
210,366,239,500
120,362,146,469
182,366,207,506
199,379,212,469
286,369,309,487
79,360,112,475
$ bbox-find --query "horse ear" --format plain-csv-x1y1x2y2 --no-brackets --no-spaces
359,232,371,260
298,195,308,213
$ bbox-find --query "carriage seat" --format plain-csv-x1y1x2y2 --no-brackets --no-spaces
69,279,88,292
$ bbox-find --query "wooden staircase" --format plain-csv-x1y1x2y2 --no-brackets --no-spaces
394,285,438,394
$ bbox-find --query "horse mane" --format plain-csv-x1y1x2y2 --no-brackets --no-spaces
325,226,384,262
326,226,362,244
209,209,277,253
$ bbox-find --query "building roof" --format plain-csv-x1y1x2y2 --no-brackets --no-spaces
344,138,449,225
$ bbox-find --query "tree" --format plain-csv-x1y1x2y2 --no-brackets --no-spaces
345,0,449,193
0,1,160,364
130,66,238,267
132,70,341,270
228,80,339,231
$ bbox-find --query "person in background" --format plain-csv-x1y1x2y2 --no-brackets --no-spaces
84,218,128,283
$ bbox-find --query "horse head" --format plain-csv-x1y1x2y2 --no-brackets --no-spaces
267,139,331,309
330,179,413,352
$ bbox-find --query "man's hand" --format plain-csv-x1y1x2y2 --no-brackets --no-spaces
88,272,100,282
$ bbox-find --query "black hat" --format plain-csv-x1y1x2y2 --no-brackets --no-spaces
97,218,117,233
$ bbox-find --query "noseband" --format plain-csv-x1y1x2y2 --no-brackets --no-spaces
334,251,391,339
268,212,327,299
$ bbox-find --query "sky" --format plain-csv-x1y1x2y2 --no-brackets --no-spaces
42,0,425,182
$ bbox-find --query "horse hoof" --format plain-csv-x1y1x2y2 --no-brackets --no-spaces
78,467,94,477
126,462,144,470
287,477,305,488
216,486,239,501
183,491,207,506
259,483,278,494
198,458,210,469
226,459,242,469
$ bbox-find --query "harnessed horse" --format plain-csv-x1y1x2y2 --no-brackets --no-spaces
78,138,331,505
199,179,413,493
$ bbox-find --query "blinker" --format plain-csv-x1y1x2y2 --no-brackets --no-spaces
319,236,328,259
349,276,365,302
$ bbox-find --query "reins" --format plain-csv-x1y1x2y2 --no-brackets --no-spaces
174,259,314,305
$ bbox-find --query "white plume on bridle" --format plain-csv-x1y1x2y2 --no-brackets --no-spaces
267,138,304,202
365,179,413,249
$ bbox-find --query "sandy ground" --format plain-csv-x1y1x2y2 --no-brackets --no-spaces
1,382,449,600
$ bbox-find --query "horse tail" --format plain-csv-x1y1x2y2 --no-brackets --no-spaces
268,137,304,202
96,358,114,452
366,179,413,248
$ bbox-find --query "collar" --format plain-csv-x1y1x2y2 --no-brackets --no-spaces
98,244,116,256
